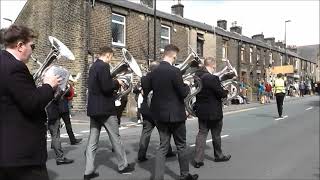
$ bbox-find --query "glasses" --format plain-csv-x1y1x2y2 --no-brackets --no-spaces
30,44,36,51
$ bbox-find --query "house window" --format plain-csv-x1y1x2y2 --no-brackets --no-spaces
256,50,260,65
112,13,126,46
160,25,170,51
280,55,283,66
249,47,253,63
295,59,299,69
197,33,204,57
240,47,244,62
269,52,273,65
222,41,228,59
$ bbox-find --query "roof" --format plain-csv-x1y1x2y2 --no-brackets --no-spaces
297,44,319,63
99,0,313,63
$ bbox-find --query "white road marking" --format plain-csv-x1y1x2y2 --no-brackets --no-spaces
275,115,288,121
81,130,90,133
306,107,313,111
189,135,229,147
224,107,257,115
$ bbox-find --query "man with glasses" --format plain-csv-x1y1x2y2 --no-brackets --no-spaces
0,25,61,180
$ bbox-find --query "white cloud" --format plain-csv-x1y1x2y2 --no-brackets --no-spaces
0,0,26,28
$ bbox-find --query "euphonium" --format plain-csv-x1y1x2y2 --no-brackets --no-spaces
32,36,75,98
176,46,203,117
110,48,142,102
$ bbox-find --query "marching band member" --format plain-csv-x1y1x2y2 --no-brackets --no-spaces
84,46,135,180
0,25,60,180
144,44,198,180
193,57,231,169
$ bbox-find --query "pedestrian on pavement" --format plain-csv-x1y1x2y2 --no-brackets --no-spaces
84,46,135,180
46,99,74,166
193,57,231,169
299,81,305,97
133,82,142,123
265,82,272,103
258,80,266,104
0,25,60,180
274,73,286,118
137,61,176,162
59,84,82,145
144,44,198,180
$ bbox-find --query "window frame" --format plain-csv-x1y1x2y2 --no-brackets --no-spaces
222,41,228,59
111,13,126,47
160,25,171,52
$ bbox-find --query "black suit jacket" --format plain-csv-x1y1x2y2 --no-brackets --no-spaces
144,61,190,123
87,59,120,118
0,50,54,167
194,68,228,121
140,74,152,121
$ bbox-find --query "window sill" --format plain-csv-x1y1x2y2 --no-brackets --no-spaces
112,43,126,49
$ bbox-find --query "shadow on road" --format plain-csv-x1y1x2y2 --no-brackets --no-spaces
308,100,320,107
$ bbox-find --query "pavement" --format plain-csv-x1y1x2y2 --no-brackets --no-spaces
46,95,319,180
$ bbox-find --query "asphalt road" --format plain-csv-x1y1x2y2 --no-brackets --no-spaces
46,95,320,180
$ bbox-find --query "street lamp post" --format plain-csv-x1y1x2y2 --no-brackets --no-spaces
284,20,291,65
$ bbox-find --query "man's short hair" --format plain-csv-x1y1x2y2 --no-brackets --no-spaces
3,25,38,48
277,73,283,78
204,57,216,66
98,46,113,56
149,61,160,72
164,44,179,55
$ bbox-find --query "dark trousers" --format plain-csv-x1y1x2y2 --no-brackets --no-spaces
116,99,128,125
0,165,49,180
61,112,77,143
300,89,304,96
275,93,285,117
138,118,173,159
154,121,189,180
48,119,64,160
194,119,223,163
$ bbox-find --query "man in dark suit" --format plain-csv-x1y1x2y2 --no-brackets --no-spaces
46,97,75,165
0,25,60,180
84,46,135,180
59,86,82,145
137,61,176,162
144,44,198,180
193,57,231,169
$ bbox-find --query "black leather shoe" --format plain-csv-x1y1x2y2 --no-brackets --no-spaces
56,157,74,165
138,156,148,162
166,151,176,158
214,154,231,162
192,161,204,168
118,163,135,174
84,172,99,180
180,173,199,180
71,138,83,145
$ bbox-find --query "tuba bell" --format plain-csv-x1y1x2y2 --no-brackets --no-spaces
32,36,75,98
111,48,142,101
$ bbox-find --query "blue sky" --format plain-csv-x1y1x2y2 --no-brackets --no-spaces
1,0,319,46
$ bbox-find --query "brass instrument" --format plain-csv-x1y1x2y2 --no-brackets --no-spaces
111,48,142,102
32,36,75,98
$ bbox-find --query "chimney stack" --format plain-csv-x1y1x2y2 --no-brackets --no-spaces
171,1,184,17
252,33,264,41
140,0,153,9
217,20,227,30
230,26,242,34
264,37,275,46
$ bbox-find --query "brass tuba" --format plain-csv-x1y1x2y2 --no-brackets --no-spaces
111,48,142,101
175,46,203,117
32,36,75,97
214,58,239,102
